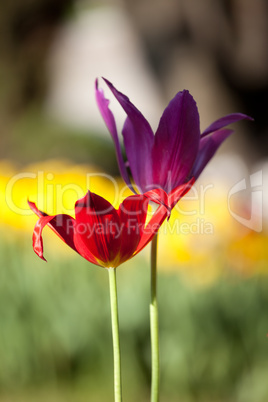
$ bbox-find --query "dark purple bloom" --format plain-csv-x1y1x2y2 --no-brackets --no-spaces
96,78,253,196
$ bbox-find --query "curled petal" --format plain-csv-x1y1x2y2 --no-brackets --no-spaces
28,200,47,218
191,129,233,179
29,201,78,258
30,213,78,262
202,113,253,137
32,215,57,261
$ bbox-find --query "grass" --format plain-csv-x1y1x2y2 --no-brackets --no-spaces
0,231,268,401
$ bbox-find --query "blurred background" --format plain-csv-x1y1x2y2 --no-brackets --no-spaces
1,0,268,401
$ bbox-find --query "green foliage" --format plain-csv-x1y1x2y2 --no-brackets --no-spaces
0,234,268,401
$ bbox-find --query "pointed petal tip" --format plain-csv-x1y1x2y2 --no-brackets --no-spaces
95,78,99,90
102,77,115,91
28,200,47,218
75,189,91,209
36,250,47,262
97,77,112,88
166,208,171,221
97,76,112,89
181,89,190,96
28,199,36,207
236,113,254,122
202,112,254,137
102,77,111,85
39,254,47,262
245,115,254,121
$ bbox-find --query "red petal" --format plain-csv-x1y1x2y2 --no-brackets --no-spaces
32,215,56,261
117,194,149,264
74,191,121,267
29,201,77,251
168,178,195,210
29,201,98,264
28,200,47,218
135,205,167,255
135,179,195,254
144,188,171,218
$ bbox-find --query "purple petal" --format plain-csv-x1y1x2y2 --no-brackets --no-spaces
95,79,131,188
152,90,200,192
122,117,152,191
191,128,233,179
102,78,154,192
202,113,253,137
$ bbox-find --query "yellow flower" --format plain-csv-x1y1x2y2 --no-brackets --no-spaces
2,159,131,233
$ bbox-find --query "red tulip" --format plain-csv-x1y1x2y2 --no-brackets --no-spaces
29,182,192,268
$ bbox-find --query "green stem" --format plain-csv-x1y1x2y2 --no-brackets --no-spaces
150,233,159,402
108,267,122,402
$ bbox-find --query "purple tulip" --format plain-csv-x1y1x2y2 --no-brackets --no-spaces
96,78,253,196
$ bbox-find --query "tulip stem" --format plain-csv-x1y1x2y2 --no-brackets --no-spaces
150,233,160,402
108,267,122,402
